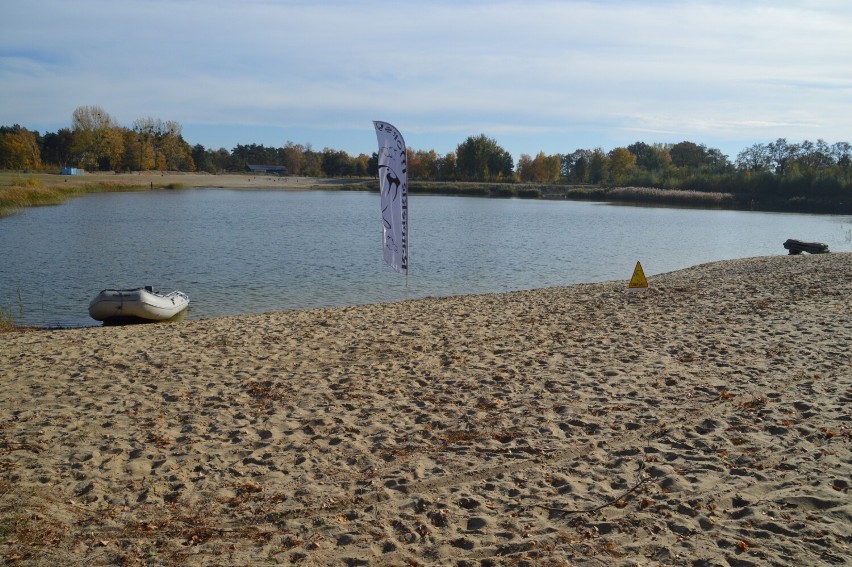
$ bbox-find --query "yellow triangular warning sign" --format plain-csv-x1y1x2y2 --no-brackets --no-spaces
629,261,648,288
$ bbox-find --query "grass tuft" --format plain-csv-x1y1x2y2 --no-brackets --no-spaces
10,175,43,188
0,307,14,331
0,290,23,331
0,173,149,217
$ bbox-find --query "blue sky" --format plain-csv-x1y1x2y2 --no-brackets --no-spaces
2,0,851,163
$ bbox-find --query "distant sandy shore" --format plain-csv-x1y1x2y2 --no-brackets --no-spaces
1,254,850,565
38,171,363,190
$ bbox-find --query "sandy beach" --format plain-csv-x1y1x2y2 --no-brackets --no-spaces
1,253,850,565
11,170,359,191
107,171,361,190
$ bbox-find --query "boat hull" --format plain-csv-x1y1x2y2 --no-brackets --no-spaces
88,288,189,322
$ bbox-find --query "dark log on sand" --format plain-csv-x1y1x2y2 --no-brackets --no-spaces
783,239,830,254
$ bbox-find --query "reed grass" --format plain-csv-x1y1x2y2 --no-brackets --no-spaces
334,180,731,205
607,186,735,207
556,185,736,207
0,173,148,217
0,289,24,331
0,307,14,331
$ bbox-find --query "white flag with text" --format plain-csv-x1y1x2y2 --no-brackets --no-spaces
373,121,408,275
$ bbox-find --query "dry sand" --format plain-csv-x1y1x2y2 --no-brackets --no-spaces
1,254,850,566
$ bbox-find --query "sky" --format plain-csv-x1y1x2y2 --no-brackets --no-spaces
2,0,851,163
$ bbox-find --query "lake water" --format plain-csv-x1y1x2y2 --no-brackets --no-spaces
1,189,850,328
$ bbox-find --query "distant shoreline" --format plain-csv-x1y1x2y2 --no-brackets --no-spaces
0,171,361,217
3,170,360,190
2,170,849,216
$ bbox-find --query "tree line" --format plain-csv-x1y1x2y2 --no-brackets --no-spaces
2,105,850,203
0,107,196,173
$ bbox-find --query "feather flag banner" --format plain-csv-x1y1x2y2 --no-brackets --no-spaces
373,121,408,275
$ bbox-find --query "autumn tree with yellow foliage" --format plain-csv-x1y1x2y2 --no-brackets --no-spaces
0,125,41,170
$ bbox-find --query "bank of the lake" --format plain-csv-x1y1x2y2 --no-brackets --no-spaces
2,171,850,217
0,171,355,217
340,180,852,215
